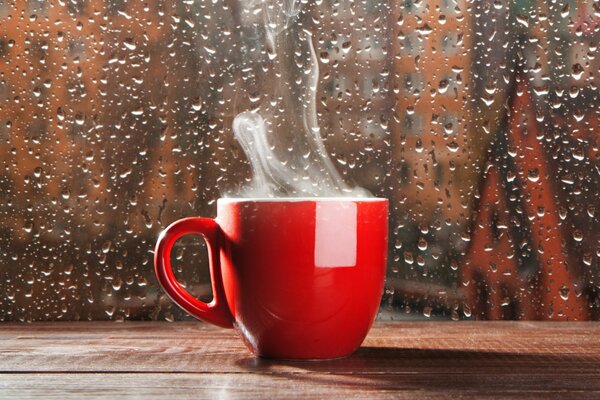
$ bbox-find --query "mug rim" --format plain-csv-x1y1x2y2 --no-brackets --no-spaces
218,197,387,204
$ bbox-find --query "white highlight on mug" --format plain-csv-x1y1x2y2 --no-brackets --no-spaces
314,202,357,268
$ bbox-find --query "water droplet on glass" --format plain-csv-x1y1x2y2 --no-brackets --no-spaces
571,63,584,80
446,141,459,152
516,14,529,27
192,98,203,111
102,240,112,253
438,79,448,94
123,38,136,50
462,304,472,318
342,41,352,54
527,169,540,182
559,286,570,301
319,51,330,64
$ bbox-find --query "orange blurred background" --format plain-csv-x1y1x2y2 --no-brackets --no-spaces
0,0,598,321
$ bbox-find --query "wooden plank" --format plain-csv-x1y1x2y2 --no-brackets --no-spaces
1,373,600,400
1,322,599,373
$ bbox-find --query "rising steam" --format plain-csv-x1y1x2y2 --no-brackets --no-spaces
230,0,370,198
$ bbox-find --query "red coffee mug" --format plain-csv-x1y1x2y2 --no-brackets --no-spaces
154,198,388,359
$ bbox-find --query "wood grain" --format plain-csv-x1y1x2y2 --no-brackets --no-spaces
1,321,599,399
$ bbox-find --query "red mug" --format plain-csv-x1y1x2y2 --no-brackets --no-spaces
154,197,388,359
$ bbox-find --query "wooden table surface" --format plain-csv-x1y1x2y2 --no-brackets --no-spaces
0,321,599,399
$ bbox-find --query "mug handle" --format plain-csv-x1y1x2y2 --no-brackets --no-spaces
154,217,234,328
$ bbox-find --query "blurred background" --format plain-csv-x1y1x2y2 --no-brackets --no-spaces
0,0,598,321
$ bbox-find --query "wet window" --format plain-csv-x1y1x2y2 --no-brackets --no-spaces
0,0,598,321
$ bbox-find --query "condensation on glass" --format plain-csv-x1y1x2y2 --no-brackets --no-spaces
0,0,598,321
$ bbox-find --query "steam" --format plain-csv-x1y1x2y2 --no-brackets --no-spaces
230,0,370,198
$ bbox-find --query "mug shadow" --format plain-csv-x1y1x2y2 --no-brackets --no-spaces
235,346,600,393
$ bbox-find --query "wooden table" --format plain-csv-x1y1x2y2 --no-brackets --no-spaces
0,321,599,399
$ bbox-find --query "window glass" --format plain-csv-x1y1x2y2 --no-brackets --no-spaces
0,0,598,321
